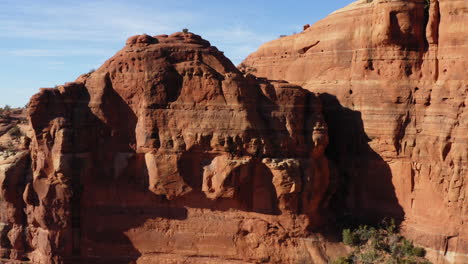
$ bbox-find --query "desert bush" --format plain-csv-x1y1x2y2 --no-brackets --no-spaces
390,238,425,259
8,125,23,139
370,232,388,251
401,239,416,257
0,105,12,118
412,247,426,257
332,256,354,264
359,249,381,264
380,217,397,234
335,219,432,264
238,63,257,75
182,28,189,33
355,225,377,242
342,228,359,246
342,225,377,246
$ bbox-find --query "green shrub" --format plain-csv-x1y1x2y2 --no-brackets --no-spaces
412,247,426,257
390,238,416,258
343,228,359,246
355,225,377,242
342,225,378,246
339,218,431,264
380,217,397,234
388,233,400,246
238,63,257,75
359,249,381,264
390,242,403,257
371,233,388,251
0,105,12,118
401,239,415,256
8,125,23,139
182,28,189,33
332,256,353,264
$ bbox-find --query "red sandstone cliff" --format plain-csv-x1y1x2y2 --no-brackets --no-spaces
1,33,335,264
243,0,467,263
0,1,466,263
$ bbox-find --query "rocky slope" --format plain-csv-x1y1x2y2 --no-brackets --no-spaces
1,33,338,264
243,0,467,263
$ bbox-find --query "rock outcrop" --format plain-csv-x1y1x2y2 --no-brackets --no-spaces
1,1,466,263
1,33,335,263
243,0,467,263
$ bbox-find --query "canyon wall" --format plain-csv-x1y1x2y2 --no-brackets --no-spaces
1,33,337,263
243,0,467,263
0,0,466,263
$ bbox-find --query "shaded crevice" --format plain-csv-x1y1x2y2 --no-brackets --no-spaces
319,93,404,226
425,0,440,48
442,142,452,161
424,0,431,39
297,41,320,54
394,111,411,155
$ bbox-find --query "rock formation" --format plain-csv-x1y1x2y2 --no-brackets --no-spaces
0,1,466,263
1,33,335,263
243,0,467,263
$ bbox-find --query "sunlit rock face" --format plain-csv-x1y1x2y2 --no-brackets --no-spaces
0,1,466,263
243,0,467,263
0,32,334,264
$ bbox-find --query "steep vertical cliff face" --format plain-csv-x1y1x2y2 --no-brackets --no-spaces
243,0,467,263
1,33,335,263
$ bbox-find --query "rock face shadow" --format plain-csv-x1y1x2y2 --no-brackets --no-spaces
319,93,405,228
9,85,403,264
71,89,284,262
73,80,323,262
16,35,339,263
71,87,188,264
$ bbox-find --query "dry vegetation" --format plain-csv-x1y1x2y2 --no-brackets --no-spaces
333,219,432,264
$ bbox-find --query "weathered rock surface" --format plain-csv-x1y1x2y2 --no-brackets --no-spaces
1,1,466,263
0,151,30,261
1,32,335,263
243,0,467,263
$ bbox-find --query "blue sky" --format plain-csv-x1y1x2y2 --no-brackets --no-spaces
0,0,354,107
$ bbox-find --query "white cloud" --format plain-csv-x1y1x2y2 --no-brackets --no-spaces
0,1,276,65
3,48,112,57
0,0,196,42
204,27,275,64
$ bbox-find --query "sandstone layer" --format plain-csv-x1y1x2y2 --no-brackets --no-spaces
243,0,467,263
1,33,336,263
0,1,466,263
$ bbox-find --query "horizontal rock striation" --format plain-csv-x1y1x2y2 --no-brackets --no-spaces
1,33,335,263
243,0,467,263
